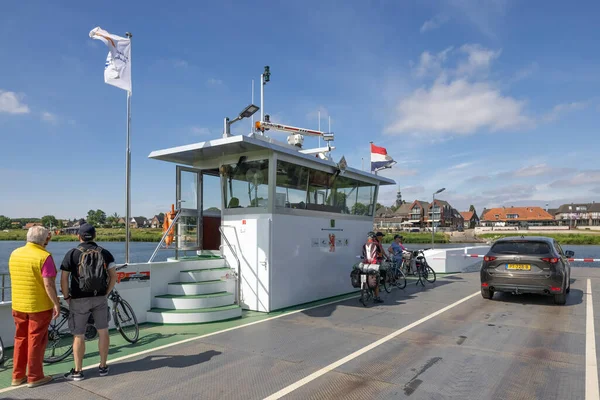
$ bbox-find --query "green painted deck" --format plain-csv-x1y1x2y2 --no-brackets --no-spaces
0,290,362,390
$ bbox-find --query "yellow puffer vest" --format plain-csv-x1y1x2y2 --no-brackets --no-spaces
9,242,54,313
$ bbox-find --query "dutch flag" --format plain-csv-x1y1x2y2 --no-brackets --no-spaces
370,143,396,172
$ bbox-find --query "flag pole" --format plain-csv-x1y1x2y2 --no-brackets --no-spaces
125,31,132,264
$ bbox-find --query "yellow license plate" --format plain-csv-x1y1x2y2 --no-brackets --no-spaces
507,264,531,270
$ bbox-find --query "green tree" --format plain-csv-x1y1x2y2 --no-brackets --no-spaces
0,215,11,230
352,203,369,215
41,215,58,228
469,205,476,214
87,209,107,226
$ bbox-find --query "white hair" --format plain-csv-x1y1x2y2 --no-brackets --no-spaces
27,226,50,245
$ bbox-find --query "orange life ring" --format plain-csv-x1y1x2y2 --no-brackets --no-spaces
163,204,176,247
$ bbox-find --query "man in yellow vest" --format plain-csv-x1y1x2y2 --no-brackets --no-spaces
8,225,60,388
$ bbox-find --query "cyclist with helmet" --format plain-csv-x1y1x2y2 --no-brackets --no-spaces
362,232,387,303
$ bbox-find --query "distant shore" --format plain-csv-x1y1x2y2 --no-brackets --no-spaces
3,228,600,245
0,228,164,242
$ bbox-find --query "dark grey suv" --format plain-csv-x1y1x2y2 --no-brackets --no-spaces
480,236,573,305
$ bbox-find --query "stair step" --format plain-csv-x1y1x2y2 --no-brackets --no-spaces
150,304,240,313
156,292,229,299
154,291,235,310
167,280,228,296
180,267,230,273
180,268,233,283
146,304,242,324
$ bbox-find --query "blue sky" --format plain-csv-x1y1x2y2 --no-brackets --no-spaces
1,0,599,219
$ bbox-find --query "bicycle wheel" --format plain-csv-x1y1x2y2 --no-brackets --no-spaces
113,299,139,343
394,268,407,290
381,271,392,293
44,306,73,363
424,266,436,283
0,335,4,366
360,283,368,307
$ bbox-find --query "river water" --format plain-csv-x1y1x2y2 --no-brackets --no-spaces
1,241,599,300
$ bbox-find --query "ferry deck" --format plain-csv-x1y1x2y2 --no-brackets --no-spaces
1,266,599,400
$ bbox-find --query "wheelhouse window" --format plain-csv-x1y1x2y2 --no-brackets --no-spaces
274,159,376,216
222,159,269,209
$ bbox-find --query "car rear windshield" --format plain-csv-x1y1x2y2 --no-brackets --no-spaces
490,240,552,255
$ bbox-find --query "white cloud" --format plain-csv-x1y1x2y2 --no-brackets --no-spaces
456,44,501,77
41,111,58,124
385,79,531,135
550,170,600,188
413,47,453,78
510,62,539,83
207,78,223,86
0,90,30,114
420,14,449,33
379,168,419,178
542,101,589,123
401,185,425,195
449,162,474,170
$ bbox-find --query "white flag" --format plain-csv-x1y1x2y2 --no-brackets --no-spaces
89,27,132,93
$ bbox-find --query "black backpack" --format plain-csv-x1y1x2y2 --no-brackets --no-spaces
76,245,108,295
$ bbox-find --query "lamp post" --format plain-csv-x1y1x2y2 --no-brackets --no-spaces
431,188,446,248
223,104,260,138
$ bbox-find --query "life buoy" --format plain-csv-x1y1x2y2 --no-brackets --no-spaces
163,204,176,247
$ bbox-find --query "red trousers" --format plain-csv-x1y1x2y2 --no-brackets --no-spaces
12,309,53,383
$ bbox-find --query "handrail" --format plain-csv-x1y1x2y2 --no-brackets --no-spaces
1,273,11,303
148,209,182,263
219,225,241,306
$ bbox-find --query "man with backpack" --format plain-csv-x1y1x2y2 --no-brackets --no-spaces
60,223,117,380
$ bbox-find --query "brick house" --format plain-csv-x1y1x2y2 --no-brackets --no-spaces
460,211,480,229
554,202,600,227
481,207,555,227
427,200,464,228
408,200,430,228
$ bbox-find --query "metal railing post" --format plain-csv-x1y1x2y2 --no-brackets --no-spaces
1,274,5,302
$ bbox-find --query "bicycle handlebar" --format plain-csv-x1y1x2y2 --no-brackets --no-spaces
115,264,128,271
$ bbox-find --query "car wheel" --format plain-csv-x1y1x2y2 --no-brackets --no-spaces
481,288,493,299
554,292,567,305
566,284,571,294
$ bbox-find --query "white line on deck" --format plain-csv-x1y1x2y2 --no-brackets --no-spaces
263,291,480,400
0,292,367,395
586,279,599,400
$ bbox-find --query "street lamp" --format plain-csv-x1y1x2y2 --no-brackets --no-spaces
223,104,260,138
431,187,446,248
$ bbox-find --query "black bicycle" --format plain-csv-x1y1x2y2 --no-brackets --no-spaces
385,259,407,290
411,249,436,286
44,265,139,364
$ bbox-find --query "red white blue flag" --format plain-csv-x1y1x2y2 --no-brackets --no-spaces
370,143,396,172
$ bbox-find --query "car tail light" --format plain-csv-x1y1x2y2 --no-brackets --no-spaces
483,256,496,262
550,286,561,292
481,282,489,287
542,257,559,264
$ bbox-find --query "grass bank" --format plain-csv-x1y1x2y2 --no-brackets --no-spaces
478,233,600,245
0,228,164,242
381,232,449,244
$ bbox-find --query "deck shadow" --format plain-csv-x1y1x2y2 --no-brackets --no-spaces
302,279,457,318
492,288,583,307
109,350,221,374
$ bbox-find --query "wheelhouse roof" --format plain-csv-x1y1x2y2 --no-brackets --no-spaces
148,134,396,186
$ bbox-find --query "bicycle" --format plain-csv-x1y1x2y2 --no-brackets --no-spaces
0,335,4,366
385,259,407,290
411,249,436,286
44,265,139,364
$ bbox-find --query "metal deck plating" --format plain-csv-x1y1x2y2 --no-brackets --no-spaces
3,268,599,400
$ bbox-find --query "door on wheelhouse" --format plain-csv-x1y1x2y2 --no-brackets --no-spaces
175,166,222,251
